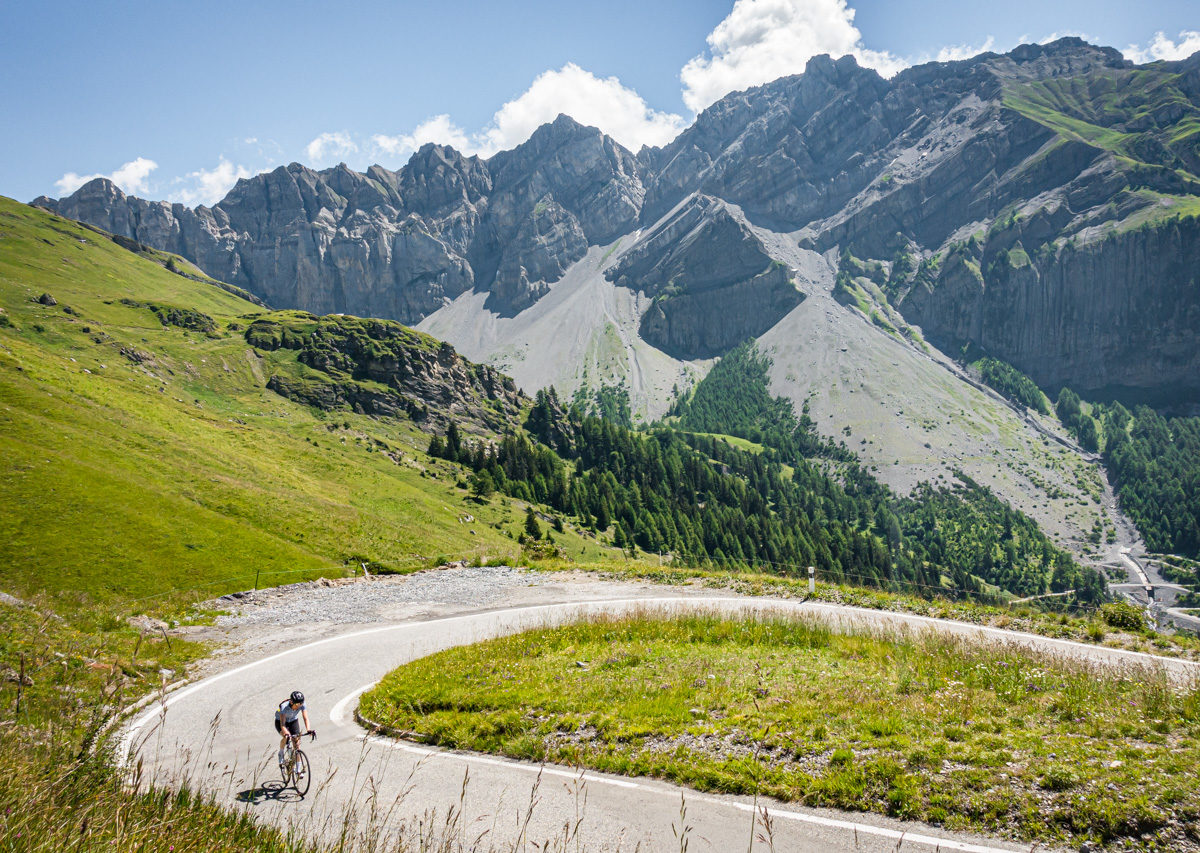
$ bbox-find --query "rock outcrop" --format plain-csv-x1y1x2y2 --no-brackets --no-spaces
607,195,803,358
245,312,524,432
902,215,1200,404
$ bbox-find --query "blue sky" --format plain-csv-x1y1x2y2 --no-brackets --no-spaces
2,0,1197,205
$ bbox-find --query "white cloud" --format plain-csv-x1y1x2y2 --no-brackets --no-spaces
55,156,158,196
173,158,254,207
305,131,358,166
369,65,687,164
932,37,997,63
476,63,687,155
679,0,905,113
1038,30,1097,45
371,114,472,159
1125,30,1200,64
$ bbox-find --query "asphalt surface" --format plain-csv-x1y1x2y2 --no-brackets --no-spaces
122,595,1199,852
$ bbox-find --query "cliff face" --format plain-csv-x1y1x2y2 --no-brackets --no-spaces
903,215,1200,404
33,39,1200,405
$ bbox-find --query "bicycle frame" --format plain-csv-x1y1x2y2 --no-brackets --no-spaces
280,730,315,796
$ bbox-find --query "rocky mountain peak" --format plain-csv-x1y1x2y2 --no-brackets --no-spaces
76,176,125,202
32,177,124,216
487,112,642,198
465,114,646,313
399,143,491,217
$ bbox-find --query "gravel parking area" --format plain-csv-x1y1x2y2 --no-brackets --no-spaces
186,565,683,674
214,565,552,627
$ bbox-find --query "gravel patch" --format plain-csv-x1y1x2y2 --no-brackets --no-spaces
184,566,683,675
213,565,546,628
0,591,29,608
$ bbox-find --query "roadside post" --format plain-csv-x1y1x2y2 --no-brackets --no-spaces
808,565,815,594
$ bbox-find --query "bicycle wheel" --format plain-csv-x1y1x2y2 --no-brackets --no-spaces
281,749,295,786
292,749,310,796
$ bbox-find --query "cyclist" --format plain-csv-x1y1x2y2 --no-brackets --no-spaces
275,690,314,771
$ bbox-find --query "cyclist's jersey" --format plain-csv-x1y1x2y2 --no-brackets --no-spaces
277,699,306,723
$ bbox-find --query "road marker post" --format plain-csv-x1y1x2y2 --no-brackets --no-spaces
808,566,815,594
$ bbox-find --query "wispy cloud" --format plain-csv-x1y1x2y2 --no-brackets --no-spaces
305,131,358,167
372,115,472,159
931,37,997,63
476,63,686,155
1124,30,1200,64
55,157,158,196
173,158,253,206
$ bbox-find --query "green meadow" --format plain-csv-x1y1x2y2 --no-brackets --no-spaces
361,613,1200,850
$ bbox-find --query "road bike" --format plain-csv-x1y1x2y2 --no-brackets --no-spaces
281,730,316,796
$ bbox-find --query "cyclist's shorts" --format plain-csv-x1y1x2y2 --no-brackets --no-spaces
275,717,300,736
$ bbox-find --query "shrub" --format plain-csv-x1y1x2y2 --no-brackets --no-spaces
1100,601,1147,631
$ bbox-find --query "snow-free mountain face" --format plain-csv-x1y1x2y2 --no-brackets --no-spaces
37,38,1200,404
33,37,1200,558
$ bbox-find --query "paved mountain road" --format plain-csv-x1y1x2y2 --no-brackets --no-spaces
124,594,1197,852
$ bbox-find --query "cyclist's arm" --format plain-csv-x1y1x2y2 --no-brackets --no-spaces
302,708,311,733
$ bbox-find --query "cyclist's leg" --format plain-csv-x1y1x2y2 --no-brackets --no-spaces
283,719,301,764
276,716,287,763
278,718,300,766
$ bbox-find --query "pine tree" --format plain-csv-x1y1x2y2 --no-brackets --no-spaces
524,506,542,539
445,422,462,461
470,470,495,500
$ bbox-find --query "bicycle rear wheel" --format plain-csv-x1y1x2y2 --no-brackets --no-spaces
292,749,310,796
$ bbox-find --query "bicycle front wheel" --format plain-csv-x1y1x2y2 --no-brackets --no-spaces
292,749,310,797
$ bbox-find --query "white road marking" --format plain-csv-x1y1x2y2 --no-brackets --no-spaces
362,735,640,789
330,681,377,725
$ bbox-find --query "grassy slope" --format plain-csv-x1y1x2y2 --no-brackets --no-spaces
1002,67,1200,240
0,197,609,614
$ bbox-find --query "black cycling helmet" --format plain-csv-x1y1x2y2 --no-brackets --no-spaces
290,690,304,704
